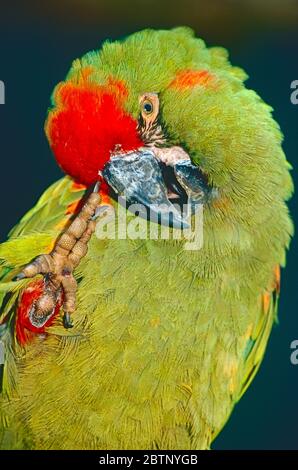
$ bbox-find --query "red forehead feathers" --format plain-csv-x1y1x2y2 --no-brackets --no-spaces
45,74,143,186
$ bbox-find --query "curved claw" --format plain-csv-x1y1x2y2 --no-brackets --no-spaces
93,181,101,193
13,273,26,282
63,312,74,329
92,205,115,221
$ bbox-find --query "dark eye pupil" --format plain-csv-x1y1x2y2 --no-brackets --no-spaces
144,102,152,113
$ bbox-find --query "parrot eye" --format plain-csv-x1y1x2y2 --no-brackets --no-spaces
143,100,153,115
139,93,160,131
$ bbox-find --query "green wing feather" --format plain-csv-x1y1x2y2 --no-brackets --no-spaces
237,289,278,401
210,283,279,444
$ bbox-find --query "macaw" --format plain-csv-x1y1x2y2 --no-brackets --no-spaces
0,27,293,450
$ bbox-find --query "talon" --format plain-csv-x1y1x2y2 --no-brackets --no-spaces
63,312,74,329
13,273,26,281
92,205,114,221
93,181,100,193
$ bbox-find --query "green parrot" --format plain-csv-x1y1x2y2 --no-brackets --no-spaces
0,27,293,450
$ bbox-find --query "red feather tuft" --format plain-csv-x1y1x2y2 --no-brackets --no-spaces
16,280,62,345
45,78,143,186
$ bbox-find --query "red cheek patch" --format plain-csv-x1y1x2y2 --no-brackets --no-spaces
45,78,143,186
169,69,216,90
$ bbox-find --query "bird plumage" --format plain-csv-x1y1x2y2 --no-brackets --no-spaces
0,27,293,449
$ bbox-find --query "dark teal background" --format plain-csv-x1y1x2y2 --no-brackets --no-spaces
0,0,297,450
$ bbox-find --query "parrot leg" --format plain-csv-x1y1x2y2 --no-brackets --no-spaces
14,184,102,328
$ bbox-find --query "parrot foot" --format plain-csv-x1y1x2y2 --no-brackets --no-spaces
14,183,102,329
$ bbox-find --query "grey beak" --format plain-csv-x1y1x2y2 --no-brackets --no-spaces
102,150,190,229
174,160,210,216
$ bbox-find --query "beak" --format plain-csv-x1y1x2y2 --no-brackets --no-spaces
102,149,210,229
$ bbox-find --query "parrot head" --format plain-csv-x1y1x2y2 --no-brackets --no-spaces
45,27,293,231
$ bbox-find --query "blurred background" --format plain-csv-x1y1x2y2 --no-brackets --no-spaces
0,0,297,449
